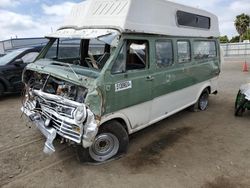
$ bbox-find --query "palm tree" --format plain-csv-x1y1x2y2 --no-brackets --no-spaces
234,14,250,42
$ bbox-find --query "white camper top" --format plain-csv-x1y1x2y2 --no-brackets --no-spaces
47,0,220,38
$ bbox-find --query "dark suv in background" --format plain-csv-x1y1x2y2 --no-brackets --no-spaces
0,47,43,96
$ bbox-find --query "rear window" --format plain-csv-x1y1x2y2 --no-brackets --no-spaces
193,41,217,60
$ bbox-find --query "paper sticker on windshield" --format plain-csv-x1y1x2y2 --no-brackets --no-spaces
115,81,132,92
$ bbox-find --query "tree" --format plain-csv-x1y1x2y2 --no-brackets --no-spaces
242,28,250,41
230,36,240,43
220,35,229,43
234,13,250,42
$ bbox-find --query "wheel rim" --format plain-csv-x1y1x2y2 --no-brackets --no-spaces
199,93,208,110
89,133,119,162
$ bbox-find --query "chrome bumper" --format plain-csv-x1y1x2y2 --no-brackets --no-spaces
21,104,99,155
22,107,57,154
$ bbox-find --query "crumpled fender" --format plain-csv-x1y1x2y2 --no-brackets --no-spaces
85,87,103,121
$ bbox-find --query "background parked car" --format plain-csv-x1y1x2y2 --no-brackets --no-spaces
0,47,43,96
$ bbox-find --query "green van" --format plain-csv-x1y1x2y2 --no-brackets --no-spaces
21,0,221,162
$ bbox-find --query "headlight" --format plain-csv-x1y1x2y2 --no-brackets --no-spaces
74,106,86,122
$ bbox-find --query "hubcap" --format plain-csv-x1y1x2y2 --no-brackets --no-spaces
199,93,208,110
89,133,119,162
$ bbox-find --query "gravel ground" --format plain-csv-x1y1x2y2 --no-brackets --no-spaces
1,61,250,188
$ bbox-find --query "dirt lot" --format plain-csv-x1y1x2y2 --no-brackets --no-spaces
1,61,250,188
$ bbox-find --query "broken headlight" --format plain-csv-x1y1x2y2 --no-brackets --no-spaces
74,105,86,123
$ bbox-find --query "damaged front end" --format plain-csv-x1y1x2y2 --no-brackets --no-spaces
21,71,98,154
235,83,250,116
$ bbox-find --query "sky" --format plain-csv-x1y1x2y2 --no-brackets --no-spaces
0,0,249,41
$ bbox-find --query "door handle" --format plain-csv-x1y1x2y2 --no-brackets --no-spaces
146,75,154,81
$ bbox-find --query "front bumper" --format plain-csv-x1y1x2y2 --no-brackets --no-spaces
21,90,99,155
21,107,57,154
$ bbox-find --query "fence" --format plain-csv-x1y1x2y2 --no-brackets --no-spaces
1,39,249,57
0,38,48,55
221,42,250,57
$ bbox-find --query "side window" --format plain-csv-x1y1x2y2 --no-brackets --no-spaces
21,52,39,63
155,40,173,67
126,41,147,70
177,41,191,63
194,41,217,60
112,40,148,74
177,11,210,29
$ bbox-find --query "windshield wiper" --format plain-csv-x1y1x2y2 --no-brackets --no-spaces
66,63,82,81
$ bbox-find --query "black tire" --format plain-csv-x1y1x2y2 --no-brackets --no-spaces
188,103,198,112
76,120,129,163
0,82,4,97
198,89,209,111
235,90,247,116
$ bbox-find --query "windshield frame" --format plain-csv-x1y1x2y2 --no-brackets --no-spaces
37,36,119,73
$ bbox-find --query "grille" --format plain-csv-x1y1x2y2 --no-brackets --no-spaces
39,99,82,143
39,98,75,118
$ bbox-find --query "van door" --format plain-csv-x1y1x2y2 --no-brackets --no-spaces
150,39,176,121
150,39,195,122
106,39,153,129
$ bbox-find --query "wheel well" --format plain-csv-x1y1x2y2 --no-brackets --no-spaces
0,80,6,92
101,118,129,134
206,86,211,94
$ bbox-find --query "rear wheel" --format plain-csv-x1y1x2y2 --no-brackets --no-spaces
198,89,209,111
76,120,129,163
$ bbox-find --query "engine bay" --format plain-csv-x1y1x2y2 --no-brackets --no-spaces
23,70,88,103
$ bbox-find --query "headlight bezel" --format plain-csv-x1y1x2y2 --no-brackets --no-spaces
74,105,87,123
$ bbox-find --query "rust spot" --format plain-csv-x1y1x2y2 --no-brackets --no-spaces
123,127,193,170
95,115,102,122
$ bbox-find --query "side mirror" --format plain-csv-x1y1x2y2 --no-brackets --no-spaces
13,59,24,66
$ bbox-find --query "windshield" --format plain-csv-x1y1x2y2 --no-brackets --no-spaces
39,37,116,71
0,49,26,66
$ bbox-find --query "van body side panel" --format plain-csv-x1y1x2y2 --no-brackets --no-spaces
101,78,218,134
149,38,220,122
102,35,220,131
106,70,153,127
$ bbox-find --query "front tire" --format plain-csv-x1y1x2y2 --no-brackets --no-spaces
76,120,129,163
